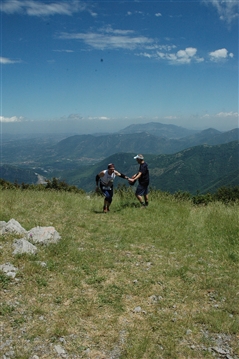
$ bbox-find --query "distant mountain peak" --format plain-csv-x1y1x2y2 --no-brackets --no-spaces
118,122,198,139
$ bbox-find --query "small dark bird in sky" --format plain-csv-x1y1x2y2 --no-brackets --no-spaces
100,58,103,62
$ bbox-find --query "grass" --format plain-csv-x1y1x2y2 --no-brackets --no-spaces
0,188,239,358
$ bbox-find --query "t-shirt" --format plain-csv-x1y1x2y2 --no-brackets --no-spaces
138,162,149,186
100,170,116,189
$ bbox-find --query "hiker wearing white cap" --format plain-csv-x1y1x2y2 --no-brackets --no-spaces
95,163,130,213
129,154,149,207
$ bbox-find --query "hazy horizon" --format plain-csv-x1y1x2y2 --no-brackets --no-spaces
1,116,238,138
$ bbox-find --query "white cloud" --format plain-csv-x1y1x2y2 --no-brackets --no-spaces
175,47,197,64
57,25,231,66
138,52,154,59
99,116,110,121
0,116,24,122
137,46,205,64
103,27,134,35
163,116,178,120
157,47,204,64
60,114,110,121
178,47,197,58
199,111,239,130
155,13,162,17
215,111,238,118
209,48,234,61
125,10,146,17
59,30,154,50
0,56,20,64
53,49,74,53
0,0,22,14
88,116,110,121
59,27,206,66
202,0,239,24
1,0,89,17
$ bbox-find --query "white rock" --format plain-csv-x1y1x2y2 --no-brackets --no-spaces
0,263,18,278
54,344,66,355
5,219,27,235
13,238,38,255
212,347,229,355
133,306,142,313
0,221,7,235
36,261,47,267
27,226,61,245
149,295,163,303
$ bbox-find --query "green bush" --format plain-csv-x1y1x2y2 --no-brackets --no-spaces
214,186,239,203
0,177,85,194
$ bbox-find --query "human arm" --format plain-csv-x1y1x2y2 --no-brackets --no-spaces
131,172,142,181
114,170,129,180
95,171,105,190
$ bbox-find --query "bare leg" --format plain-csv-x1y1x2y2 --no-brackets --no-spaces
103,199,110,213
144,194,149,206
103,199,110,212
136,194,145,206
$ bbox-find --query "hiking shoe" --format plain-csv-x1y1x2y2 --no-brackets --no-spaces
103,206,108,213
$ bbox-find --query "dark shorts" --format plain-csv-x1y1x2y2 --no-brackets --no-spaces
135,184,149,196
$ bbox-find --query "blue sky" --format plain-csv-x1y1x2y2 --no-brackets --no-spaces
0,0,238,134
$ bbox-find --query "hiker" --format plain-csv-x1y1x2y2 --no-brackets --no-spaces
129,154,149,207
95,163,130,212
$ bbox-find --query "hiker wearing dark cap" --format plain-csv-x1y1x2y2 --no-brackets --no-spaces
95,163,129,213
129,154,149,207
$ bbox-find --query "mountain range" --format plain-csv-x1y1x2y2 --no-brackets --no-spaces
1,122,238,194
57,141,239,194
51,125,239,161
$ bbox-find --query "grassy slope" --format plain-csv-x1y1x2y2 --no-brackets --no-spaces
0,189,239,359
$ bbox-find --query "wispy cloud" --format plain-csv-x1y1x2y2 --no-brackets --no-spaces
0,116,24,122
0,56,20,64
58,27,154,50
209,48,234,62
88,116,110,121
215,111,238,118
126,10,145,16
1,0,90,17
202,0,239,24
53,49,74,53
58,25,234,66
60,114,111,121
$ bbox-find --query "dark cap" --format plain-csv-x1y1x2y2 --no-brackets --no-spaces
108,163,115,169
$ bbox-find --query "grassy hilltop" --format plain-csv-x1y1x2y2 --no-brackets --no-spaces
0,188,239,358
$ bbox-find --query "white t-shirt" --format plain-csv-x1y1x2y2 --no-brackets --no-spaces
100,170,116,189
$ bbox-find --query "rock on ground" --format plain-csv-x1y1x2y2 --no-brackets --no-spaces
13,238,38,255
27,226,61,245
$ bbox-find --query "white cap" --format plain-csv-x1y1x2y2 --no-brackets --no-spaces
134,154,144,160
